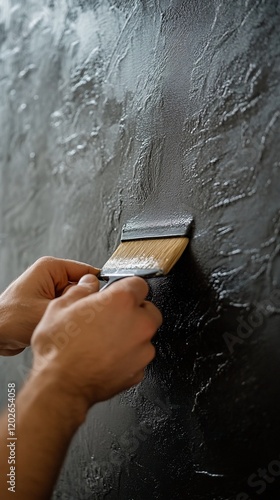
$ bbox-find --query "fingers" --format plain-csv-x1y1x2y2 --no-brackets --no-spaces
61,274,99,295
78,274,100,287
102,276,149,306
58,258,100,281
141,300,163,329
31,271,162,405
123,345,156,389
123,369,145,390
35,256,100,295
109,278,162,330
81,276,161,332
56,274,100,307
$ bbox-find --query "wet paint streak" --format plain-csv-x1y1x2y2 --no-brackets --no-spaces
0,0,280,499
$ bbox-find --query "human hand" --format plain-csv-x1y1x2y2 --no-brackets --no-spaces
0,257,99,356
31,275,162,410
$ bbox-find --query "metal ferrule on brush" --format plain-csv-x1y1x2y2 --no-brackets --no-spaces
121,218,193,241
99,268,163,282
98,217,193,287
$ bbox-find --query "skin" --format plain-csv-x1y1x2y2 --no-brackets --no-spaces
0,257,162,499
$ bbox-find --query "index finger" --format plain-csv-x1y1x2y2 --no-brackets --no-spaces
55,258,100,281
44,257,100,292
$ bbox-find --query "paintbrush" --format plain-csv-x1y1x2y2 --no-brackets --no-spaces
98,217,193,288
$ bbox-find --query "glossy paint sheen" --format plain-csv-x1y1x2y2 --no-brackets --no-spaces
0,1,280,498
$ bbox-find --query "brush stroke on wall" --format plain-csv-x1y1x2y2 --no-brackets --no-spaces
0,0,280,498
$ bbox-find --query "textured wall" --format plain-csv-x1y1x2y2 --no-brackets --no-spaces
0,1,280,498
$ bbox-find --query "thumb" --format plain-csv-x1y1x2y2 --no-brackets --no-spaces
78,274,100,289
59,274,100,307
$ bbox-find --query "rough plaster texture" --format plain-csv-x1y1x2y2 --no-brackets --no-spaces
0,1,280,498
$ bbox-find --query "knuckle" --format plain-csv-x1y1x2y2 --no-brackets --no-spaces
130,276,149,293
142,315,159,337
146,302,163,328
129,276,149,300
35,256,56,267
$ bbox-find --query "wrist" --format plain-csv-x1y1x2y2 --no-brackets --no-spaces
24,364,89,432
3,358,89,500
0,297,13,347
0,296,28,354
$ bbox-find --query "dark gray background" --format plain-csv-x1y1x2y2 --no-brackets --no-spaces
0,1,280,498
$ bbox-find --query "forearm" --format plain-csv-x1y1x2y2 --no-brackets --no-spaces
0,368,88,499
0,273,161,498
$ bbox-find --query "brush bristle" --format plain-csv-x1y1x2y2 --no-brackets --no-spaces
102,237,189,276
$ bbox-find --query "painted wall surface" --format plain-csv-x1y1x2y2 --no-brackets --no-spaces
0,1,280,498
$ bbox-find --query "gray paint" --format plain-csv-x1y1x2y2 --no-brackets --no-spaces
0,1,280,498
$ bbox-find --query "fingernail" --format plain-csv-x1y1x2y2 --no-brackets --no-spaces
78,274,98,286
